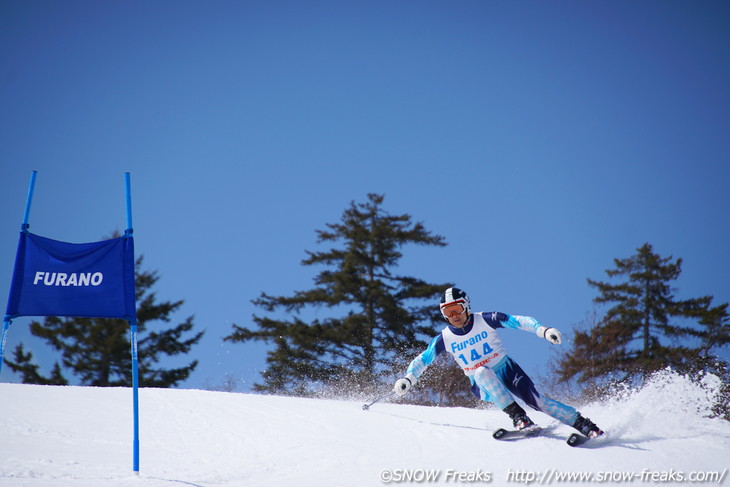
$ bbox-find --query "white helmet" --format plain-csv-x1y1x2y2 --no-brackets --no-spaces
439,287,471,319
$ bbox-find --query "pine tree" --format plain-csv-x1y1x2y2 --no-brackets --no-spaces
12,256,204,387
694,303,730,420
224,193,449,396
3,343,68,385
697,303,730,357
558,243,727,384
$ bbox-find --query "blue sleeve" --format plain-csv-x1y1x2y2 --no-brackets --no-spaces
502,313,542,333
482,311,542,333
406,334,445,379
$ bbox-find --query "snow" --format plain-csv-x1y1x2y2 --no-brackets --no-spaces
1,370,728,486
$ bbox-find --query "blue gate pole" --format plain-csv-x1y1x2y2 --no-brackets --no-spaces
1,170,39,376
0,318,11,376
125,172,140,473
130,320,140,473
21,170,38,233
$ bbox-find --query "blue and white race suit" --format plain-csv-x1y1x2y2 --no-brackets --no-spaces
406,312,578,426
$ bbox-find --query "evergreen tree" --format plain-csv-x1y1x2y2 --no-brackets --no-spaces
694,303,730,420
9,255,204,387
697,303,730,357
225,193,449,395
3,343,68,385
558,243,728,384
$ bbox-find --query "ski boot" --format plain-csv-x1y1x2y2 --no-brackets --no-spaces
504,402,536,431
573,414,604,438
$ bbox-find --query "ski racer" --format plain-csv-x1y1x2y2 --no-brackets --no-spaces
394,287,604,438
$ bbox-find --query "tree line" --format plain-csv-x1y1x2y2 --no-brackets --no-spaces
4,194,728,416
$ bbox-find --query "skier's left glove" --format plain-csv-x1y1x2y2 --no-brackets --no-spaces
536,326,562,345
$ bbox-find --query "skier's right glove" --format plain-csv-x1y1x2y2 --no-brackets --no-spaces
394,373,417,396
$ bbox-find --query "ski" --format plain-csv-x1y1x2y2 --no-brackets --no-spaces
492,426,542,441
495,428,605,447
495,427,606,447
566,432,590,447
567,432,607,447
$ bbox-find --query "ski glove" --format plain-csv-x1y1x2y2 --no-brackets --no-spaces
394,373,417,396
536,326,562,345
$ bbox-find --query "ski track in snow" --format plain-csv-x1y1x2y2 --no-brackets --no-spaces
1,371,729,486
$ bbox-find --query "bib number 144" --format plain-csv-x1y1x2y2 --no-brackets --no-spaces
458,341,494,365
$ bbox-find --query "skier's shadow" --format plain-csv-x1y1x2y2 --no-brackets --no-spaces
374,409,567,436
370,408,492,431
147,477,207,487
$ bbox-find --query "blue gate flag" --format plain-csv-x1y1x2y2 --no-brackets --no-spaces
5,232,136,321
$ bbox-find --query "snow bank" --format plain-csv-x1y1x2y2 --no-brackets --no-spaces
1,370,728,486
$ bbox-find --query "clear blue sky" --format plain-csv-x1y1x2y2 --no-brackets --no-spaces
1,0,728,392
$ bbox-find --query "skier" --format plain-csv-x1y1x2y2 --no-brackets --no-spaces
394,287,604,438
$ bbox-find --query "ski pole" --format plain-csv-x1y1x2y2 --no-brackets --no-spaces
362,390,396,410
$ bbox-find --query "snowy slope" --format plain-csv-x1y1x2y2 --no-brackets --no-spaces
1,371,728,487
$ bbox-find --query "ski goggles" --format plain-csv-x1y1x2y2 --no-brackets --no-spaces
440,301,467,318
